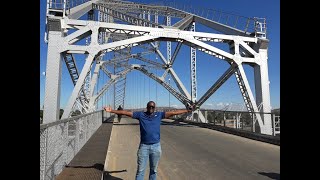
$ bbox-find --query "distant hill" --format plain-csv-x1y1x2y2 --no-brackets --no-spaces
125,106,179,112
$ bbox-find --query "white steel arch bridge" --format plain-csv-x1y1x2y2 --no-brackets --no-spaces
42,0,273,135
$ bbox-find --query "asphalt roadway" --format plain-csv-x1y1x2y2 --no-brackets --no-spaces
104,117,280,180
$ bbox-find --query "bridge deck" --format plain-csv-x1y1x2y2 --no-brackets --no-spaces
56,117,114,180
105,117,280,180
56,116,279,180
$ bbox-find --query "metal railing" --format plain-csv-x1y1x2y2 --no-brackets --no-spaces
107,107,279,136
47,0,90,17
273,115,280,136
47,0,65,10
47,0,90,10
152,1,260,34
66,0,91,12
174,109,280,136
40,110,109,180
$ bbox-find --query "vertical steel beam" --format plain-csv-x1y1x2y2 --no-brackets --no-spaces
254,49,272,135
155,11,159,47
167,15,171,65
190,21,197,103
89,63,102,103
43,31,63,123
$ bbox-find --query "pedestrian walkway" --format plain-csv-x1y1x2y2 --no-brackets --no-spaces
56,117,114,180
55,116,280,180
103,117,141,179
103,117,186,180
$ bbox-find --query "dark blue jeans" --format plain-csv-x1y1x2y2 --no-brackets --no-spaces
135,142,162,180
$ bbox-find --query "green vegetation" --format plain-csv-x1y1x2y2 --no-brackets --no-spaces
40,110,43,119
71,110,81,117
40,109,65,124
59,109,64,119
271,108,280,116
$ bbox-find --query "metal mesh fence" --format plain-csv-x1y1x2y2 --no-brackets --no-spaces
47,0,65,9
174,109,280,136
66,0,91,10
161,1,259,34
40,110,107,180
40,129,47,180
273,115,280,136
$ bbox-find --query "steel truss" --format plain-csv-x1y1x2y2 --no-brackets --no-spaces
44,0,272,135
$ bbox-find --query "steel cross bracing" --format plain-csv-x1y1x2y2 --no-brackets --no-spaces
62,53,89,109
57,20,262,124
84,11,94,97
234,68,260,122
109,33,136,109
101,51,190,100
61,20,257,63
132,65,192,106
195,64,237,107
92,67,133,105
100,15,131,110
228,40,264,132
45,0,272,134
47,0,260,41
59,9,95,113
113,48,130,109
101,51,155,67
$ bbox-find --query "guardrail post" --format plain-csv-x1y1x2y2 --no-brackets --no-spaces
223,112,226,127
251,113,254,132
272,113,275,136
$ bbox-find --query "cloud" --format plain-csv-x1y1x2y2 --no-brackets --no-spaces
217,102,224,106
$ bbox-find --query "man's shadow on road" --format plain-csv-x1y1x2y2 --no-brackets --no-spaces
66,163,126,180
103,170,127,180
258,172,280,180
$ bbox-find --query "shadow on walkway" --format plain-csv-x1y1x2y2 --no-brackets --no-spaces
65,163,104,171
103,170,127,180
161,120,196,127
103,115,115,123
258,172,280,180
56,115,115,180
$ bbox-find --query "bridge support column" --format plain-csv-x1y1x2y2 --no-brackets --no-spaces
190,110,206,123
254,49,272,135
43,31,63,123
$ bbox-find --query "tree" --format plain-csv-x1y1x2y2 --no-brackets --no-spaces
59,109,64,119
40,109,65,122
40,110,43,119
71,110,81,117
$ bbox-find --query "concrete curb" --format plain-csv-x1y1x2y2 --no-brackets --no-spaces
101,118,116,180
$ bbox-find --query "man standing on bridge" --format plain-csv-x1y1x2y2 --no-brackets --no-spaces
104,101,194,180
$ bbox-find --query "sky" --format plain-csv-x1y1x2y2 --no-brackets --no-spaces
40,0,280,111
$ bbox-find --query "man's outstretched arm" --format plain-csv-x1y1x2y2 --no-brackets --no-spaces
165,103,196,119
104,106,133,118
165,109,191,119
